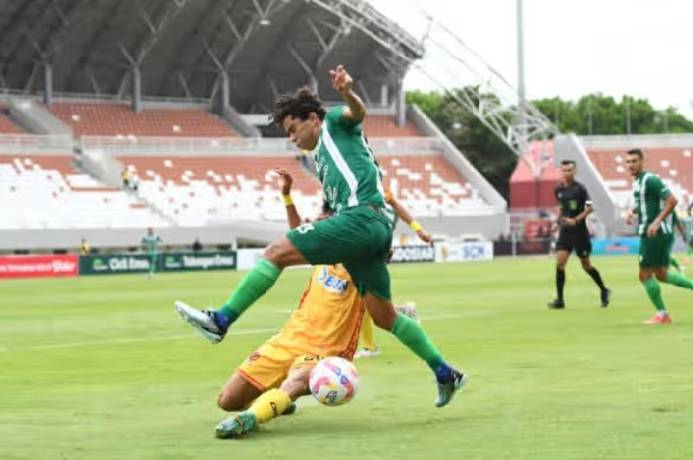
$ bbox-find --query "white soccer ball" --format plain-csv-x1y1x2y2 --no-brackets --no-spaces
309,357,360,406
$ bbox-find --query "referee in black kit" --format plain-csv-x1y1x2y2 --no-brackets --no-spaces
548,160,611,309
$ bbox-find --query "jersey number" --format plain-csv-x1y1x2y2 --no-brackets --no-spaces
297,223,315,234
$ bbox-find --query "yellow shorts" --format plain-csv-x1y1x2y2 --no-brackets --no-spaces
236,342,323,391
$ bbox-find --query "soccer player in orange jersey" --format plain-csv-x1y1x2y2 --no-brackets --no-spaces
211,170,364,439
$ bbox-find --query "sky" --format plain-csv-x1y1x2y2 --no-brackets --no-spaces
368,0,693,118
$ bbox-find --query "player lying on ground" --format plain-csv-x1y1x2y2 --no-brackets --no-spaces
176,65,466,407
211,178,365,439
548,160,610,309
624,148,693,324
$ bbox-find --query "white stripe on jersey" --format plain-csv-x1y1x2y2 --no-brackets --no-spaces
637,173,651,235
321,122,359,207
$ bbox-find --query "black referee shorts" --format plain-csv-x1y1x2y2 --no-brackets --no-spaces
556,230,592,258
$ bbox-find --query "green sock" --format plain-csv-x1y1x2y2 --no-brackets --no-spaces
664,271,693,290
390,312,445,371
670,256,681,271
219,259,281,319
642,278,667,312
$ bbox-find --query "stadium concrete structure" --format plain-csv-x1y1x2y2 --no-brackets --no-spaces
0,0,508,252
1,0,691,253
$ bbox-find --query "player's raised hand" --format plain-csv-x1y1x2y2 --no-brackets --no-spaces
330,65,353,94
274,167,293,196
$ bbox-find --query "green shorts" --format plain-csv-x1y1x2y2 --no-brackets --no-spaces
287,206,393,299
639,233,674,268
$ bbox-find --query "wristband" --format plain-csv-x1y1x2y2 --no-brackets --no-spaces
410,220,423,232
283,195,293,206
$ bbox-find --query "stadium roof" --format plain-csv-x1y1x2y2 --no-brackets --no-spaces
0,0,424,112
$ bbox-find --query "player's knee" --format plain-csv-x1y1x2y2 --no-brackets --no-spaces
581,260,592,271
263,238,302,269
371,307,397,330
216,391,243,412
655,272,667,282
280,372,310,399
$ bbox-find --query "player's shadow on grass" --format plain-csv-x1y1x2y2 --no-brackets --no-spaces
251,412,468,440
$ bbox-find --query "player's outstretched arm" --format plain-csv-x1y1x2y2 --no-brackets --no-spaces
387,191,433,245
275,167,302,229
330,65,366,123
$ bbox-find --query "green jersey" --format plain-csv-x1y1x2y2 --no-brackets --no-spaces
632,171,672,236
142,234,161,254
313,106,385,214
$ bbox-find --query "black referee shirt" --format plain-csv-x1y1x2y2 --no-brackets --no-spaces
555,181,591,233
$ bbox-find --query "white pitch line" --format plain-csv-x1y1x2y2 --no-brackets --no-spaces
1,328,277,353
1,311,495,353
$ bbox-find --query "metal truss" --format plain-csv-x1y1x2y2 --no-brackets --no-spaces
309,0,559,177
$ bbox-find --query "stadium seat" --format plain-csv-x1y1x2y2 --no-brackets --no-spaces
0,154,168,229
587,148,693,208
117,153,483,225
47,103,239,138
0,106,24,134
363,115,424,137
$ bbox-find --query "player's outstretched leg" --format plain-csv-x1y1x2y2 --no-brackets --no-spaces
216,368,310,439
662,269,693,290
176,238,306,343
365,294,468,407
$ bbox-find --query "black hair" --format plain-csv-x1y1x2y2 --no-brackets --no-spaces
321,200,332,215
269,87,326,126
560,160,576,167
626,148,644,159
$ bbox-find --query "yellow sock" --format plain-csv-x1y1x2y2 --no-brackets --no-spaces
248,389,292,424
359,311,377,350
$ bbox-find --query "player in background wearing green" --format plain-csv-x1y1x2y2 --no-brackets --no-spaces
624,149,693,324
141,227,162,278
176,65,466,407
668,212,691,273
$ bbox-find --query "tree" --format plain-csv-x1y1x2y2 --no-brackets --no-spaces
407,88,517,199
532,93,693,135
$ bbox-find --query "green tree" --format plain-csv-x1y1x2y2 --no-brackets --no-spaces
407,88,517,199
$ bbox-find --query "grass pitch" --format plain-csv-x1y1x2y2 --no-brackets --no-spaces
1,255,692,460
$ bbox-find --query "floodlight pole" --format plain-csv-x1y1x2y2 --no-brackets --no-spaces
516,0,527,149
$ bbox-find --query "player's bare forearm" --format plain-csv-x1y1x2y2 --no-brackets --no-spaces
285,201,302,229
576,206,593,223
341,89,366,123
389,195,414,225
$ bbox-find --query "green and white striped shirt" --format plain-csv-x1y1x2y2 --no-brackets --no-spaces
632,171,672,236
312,106,385,215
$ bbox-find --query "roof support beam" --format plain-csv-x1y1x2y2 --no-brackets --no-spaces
287,44,317,92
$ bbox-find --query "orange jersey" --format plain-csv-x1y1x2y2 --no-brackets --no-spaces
268,264,364,360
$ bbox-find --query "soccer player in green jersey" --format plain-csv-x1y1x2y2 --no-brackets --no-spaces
141,227,162,278
624,149,693,324
176,65,466,407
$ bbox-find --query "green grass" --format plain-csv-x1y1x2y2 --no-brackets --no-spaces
1,255,692,460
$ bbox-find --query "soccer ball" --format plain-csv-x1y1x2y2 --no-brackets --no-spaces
309,357,360,406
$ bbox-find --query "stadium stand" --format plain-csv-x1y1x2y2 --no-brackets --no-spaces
587,147,693,208
363,116,423,137
0,154,167,229
115,152,482,226
48,103,238,138
0,106,23,134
